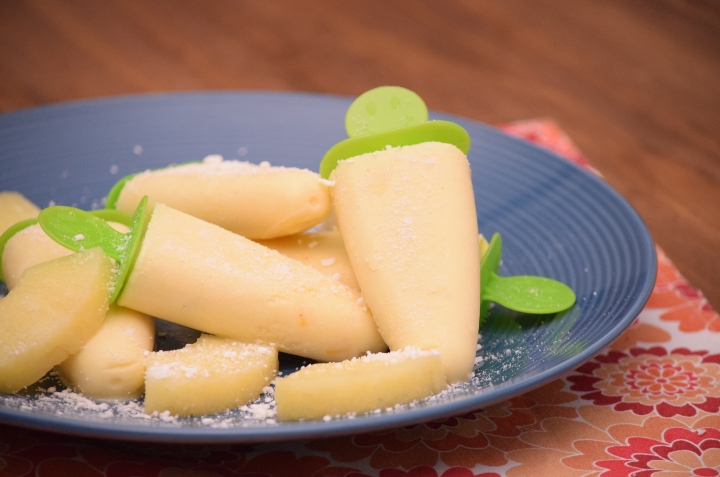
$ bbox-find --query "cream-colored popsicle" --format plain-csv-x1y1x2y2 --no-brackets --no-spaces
118,203,386,362
57,305,154,399
258,232,488,296
0,248,115,393
256,231,360,292
330,142,480,383
1,220,155,399
144,334,278,416
112,156,332,239
0,192,40,235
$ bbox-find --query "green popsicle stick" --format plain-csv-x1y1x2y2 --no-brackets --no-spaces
0,209,132,283
38,196,149,303
319,86,471,178
345,86,429,138
480,233,576,319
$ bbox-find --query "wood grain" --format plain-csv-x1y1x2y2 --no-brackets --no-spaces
1,0,718,309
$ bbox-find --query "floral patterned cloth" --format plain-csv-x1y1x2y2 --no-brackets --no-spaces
2,119,718,477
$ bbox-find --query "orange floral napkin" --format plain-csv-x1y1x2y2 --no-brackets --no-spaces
1,119,718,477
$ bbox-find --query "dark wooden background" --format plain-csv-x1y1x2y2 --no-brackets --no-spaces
1,0,718,309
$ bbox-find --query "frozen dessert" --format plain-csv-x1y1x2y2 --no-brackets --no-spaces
107,155,332,239
57,305,154,400
256,231,360,291
0,191,40,235
330,141,480,384
117,203,385,361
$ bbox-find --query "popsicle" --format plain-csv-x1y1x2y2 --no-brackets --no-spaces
57,305,154,399
256,231,360,292
0,248,115,393
144,334,278,417
0,191,40,235
321,86,479,384
39,198,387,362
106,155,332,239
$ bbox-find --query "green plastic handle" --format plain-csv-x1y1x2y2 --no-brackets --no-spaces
345,86,429,138
0,210,131,283
480,233,576,318
483,274,577,314
38,197,149,303
319,86,471,178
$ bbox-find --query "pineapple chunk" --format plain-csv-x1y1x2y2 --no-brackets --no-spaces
57,305,155,400
0,248,116,393
144,334,278,417
0,191,40,235
274,347,447,420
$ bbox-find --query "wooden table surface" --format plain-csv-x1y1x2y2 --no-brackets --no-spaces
1,0,718,310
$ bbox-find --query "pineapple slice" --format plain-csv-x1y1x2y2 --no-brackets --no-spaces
144,334,278,417
274,347,447,420
57,305,155,400
0,191,40,235
0,248,116,393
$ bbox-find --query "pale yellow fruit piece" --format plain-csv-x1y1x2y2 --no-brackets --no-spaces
144,334,278,416
0,248,115,394
274,347,447,420
119,204,385,362
56,305,155,400
257,231,359,292
2,222,128,290
115,156,331,239
0,191,40,234
331,142,480,383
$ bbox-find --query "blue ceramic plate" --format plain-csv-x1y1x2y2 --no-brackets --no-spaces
0,92,656,443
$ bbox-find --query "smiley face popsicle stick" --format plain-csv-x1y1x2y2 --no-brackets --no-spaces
39,199,387,362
